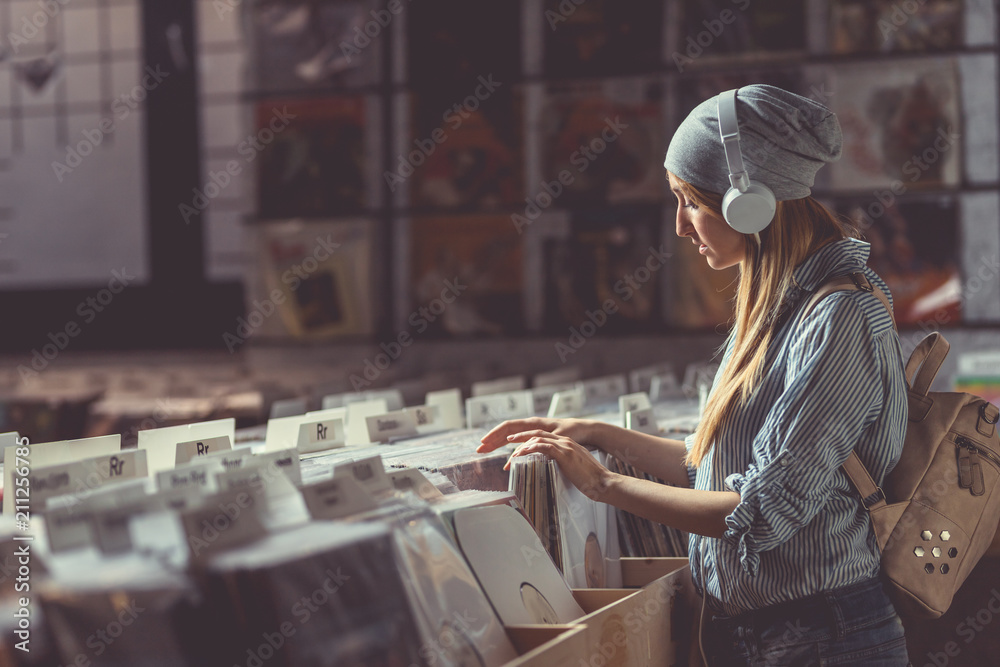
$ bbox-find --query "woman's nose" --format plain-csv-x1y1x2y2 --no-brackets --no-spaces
675,208,691,238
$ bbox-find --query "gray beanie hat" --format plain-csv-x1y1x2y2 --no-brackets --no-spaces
664,84,842,201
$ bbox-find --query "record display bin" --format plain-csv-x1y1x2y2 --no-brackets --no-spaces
620,556,690,587
502,559,697,667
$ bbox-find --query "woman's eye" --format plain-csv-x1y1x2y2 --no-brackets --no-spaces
682,202,698,210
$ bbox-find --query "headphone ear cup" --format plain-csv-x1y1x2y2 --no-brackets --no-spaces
721,181,777,234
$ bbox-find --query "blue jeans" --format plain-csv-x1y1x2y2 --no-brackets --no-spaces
703,577,911,666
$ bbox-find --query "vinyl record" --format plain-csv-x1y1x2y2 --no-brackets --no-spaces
552,461,601,588
453,505,585,626
392,513,519,666
553,452,622,588
594,452,623,588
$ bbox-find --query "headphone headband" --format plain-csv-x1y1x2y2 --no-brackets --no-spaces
716,88,776,234
718,89,749,192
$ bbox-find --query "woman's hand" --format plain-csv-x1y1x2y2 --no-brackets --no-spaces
499,429,618,503
477,418,594,454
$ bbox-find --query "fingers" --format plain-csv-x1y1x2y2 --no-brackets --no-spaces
504,429,557,444
478,419,553,452
478,420,528,452
498,431,564,467
503,438,557,471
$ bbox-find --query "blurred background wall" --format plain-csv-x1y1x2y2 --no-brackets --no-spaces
0,0,997,393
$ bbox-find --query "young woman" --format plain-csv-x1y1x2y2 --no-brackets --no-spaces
478,85,911,666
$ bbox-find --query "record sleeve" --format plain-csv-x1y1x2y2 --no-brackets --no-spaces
38,553,197,666
251,218,375,339
593,452,624,588
509,454,560,566
250,0,379,92
835,195,961,325
410,215,524,336
391,512,519,666
538,205,664,334
256,96,369,218
605,454,689,558
509,453,622,589
551,453,622,589
540,78,665,206
827,58,962,191
410,96,523,210
829,0,963,54
431,489,528,539
453,504,585,626
197,521,426,666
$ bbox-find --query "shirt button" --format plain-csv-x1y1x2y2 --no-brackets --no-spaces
780,456,790,467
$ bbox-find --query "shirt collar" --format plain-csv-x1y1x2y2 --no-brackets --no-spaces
791,237,871,293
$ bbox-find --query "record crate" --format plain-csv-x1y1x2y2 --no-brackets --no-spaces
501,557,699,667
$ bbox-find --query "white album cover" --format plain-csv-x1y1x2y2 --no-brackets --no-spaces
553,451,622,589
453,505,584,626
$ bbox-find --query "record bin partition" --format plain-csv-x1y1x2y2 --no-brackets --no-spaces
504,625,590,667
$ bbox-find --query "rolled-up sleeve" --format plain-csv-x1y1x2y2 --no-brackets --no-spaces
721,295,884,576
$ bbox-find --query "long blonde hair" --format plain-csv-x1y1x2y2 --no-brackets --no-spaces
676,176,859,467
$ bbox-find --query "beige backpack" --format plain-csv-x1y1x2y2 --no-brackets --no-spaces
806,272,1000,619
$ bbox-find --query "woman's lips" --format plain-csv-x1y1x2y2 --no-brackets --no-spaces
699,244,708,254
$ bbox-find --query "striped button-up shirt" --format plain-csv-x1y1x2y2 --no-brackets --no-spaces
685,237,907,616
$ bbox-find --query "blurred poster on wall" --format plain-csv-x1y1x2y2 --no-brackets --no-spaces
679,0,806,60
827,58,962,192
836,196,961,326
249,0,378,92
829,0,963,54
541,77,665,207
665,236,738,330
543,0,662,77
539,206,664,334
249,218,375,340
256,96,369,218
409,94,523,210
410,216,523,336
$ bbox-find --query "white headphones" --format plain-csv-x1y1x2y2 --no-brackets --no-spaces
718,89,776,234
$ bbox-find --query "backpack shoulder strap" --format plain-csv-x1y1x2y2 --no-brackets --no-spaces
800,271,897,523
801,271,896,330
842,451,886,511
